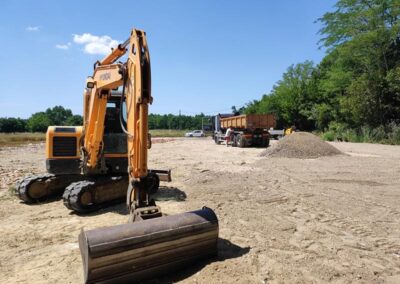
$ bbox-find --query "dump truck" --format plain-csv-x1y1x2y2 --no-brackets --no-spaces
213,113,276,147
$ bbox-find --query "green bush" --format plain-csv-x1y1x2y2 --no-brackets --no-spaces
322,131,335,141
370,126,386,143
0,118,27,132
387,123,400,145
27,112,51,132
321,123,400,145
342,129,359,142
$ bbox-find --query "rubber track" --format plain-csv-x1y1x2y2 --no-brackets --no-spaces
63,176,127,214
63,180,98,213
16,174,55,203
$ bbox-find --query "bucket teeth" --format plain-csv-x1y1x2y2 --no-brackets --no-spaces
79,207,219,284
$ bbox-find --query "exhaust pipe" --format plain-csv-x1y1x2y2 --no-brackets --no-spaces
79,207,218,284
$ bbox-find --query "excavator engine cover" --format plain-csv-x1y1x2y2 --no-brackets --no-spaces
79,207,219,283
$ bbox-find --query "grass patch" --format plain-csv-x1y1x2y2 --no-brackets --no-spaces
319,122,400,145
8,186,16,195
0,129,198,146
149,129,188,137
0,186,18,201
8,186,17,199
0,132,45,147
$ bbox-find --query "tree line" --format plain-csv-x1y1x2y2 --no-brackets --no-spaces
242,0,400,144
0,107,206,133
0,106,83,133
148,113,205,130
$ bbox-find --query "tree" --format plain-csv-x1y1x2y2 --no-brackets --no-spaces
0,118,27,132
318,0,400,127
65,115,83,126
243,0,400,132
27,112,52,132
243,61,317,129
45,106,73,125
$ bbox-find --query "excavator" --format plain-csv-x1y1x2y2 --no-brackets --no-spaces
16,46,172,214
78,29,219,283
32,28,219,283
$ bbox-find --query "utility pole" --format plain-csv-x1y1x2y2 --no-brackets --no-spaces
179,109,181,130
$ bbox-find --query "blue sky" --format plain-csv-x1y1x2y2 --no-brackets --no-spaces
0,0,336,118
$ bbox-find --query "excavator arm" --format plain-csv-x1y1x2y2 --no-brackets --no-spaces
81,30,149,178
81,34,130,172
82,64,123,171
123,30,162,220
81,29,157,215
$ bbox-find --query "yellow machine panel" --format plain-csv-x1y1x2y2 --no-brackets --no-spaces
46,126,82,174
46,126,82,159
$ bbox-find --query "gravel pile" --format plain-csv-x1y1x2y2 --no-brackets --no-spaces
261,132,343,158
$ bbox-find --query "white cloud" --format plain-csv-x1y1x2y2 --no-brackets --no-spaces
73,33,119,55
55,44,69,50
26,26,40,32
55,42,71,50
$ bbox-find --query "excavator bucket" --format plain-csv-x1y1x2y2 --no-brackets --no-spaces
79,207,218,284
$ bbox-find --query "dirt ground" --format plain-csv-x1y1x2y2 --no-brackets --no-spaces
1,138,400,283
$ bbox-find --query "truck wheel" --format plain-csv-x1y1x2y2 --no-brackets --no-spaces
232,135,238,147
214,136,220,145
237,134,246,148
262,138,270,147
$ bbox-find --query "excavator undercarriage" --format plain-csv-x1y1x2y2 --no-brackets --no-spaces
17,169,171,213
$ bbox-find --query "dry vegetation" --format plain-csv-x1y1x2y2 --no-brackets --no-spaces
0,130,188,148
0,133,45,147
149,129,189,137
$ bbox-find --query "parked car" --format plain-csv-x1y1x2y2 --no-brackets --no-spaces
185,130,205,137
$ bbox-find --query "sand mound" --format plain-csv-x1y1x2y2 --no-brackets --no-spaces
261,132,343,159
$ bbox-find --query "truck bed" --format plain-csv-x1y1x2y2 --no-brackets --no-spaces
220,114,276,130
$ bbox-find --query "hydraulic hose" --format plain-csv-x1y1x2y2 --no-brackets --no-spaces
119,66,134,138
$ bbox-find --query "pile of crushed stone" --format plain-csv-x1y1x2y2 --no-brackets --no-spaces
260,132,343,159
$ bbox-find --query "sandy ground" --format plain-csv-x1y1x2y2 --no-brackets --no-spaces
0,138,400,283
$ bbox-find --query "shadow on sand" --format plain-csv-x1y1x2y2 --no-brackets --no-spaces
153,186,187,202
74,186,187,217
146,238,250,283
18,194,63,205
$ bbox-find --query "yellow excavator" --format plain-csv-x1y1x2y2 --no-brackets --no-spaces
16,45,172,214
35,28,218,283
78,28,219,283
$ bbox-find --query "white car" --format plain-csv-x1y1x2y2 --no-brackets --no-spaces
185,130,205,137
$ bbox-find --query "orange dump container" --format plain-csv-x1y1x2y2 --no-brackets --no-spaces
220,114,276,129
